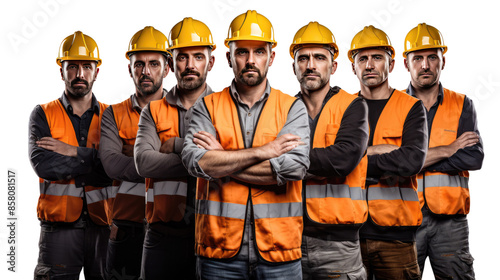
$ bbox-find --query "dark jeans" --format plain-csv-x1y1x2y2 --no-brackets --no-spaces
140,224,195,280
360,239,420,280
105,222,145,280
196,257,302,280
34,219,109,280
417,208,475,279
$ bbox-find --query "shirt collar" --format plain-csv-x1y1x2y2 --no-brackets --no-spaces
165,85,212,109
130,94,142,112
229,79,271,104
406,82,444,105
60,92,100,116
295,86,341,104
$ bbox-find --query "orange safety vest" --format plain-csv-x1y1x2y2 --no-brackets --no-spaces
368,90,422,227
37,99,109,225
417,88,470,215
145,97,190,224
305,90,368,226
106,98,145,224
196,87,303,263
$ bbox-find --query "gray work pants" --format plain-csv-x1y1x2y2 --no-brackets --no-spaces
301,235,366,280
34,218,109,280
416,207,475,280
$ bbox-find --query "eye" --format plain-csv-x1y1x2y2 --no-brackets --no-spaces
135,62,144,68
151,62,160,67
195,55,204,60
358,57,366,62
414,57,422,61
68,65,77,69
298,57,308,62
177,55,186,61
429,55,438,61
83,65,92,69
236,50,248,55
256,50,266,55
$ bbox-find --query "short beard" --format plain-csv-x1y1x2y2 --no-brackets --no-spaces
66,78,92,98
177,69,206,91
137,75,162,96
299,70,329,92
238,65,266,87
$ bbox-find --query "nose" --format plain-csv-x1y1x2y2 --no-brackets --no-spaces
307,57,316,70
365,57,375,70
186,56,195,69
142,63,151,76
77,65,85,79
421,58,429,70
247,51,255,65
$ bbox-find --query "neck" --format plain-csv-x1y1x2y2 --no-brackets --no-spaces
301,83,330,119
360,79,392,100
65,91,93,117
178,83,207,110
235,79,267,108
411,82,440,111
136,89,164,109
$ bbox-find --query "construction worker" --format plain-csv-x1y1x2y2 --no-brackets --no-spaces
348,26,428,279
290,22,369,279
133,18,215,279
29,31,111,280
99,26,169,280
403,23,483,279
182,10,310,279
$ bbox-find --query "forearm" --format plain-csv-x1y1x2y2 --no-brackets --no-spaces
230,160,277,185
423,146,453,169
135,149,188,179
199,147,267,178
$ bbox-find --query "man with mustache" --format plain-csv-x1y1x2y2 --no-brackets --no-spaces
403,23,483,279
290,22,369,279
133,18,215,279
348,26,428,279
29,31,111,280
99,26,169,280
182,10,310,279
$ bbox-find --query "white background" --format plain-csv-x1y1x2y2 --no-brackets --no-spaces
1,0,499,279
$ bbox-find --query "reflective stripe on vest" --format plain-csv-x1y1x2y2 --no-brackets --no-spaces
196,87,303,263
40,181,83,197
368,90,422,227
417,89,470,215
306,90,368,226
305,184,366,201
37,99,109,225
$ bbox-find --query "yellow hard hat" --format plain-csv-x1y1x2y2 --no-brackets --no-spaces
289,21,339,59
125,26,170,59
56,31,101,66
403,23,447,58
347,25,395,62
168,17,216,51
224,10,277,48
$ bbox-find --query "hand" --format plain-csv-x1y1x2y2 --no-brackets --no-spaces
259,133,305,159
367,144,399,156
122,144,134,157
160,137,176,154
448,131,479,155
193,131,224,151
36,137,78,157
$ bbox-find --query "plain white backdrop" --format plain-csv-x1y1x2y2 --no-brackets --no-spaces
1,0,498,279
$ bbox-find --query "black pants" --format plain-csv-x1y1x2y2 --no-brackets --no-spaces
140,224,195,280
34,218,109,280
105,221,145,280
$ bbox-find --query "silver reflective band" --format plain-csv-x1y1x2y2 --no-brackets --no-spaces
86,188,108,204
306,184,365,200
253,202,302,219
146,189,154,203
118,181,146,197
368,186,418,202
196,199,246,220
107,186,119,199
40,182,83,197
152,181,188,197
417,178,423,192
424,174,469,189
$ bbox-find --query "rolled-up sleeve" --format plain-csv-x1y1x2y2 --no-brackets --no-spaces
134,103,188,179
99,106,143,182
181,101,214,180
269,99,310,185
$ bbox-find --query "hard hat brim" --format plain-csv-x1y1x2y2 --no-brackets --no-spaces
125,49,171,59
57,57,102,67
403,45,447,58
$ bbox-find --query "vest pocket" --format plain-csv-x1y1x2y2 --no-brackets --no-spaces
381,129,402,146
325,124,340,146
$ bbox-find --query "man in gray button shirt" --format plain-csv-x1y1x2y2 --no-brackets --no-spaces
99,26,170,280
182,10,309,280
134,18,215,280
